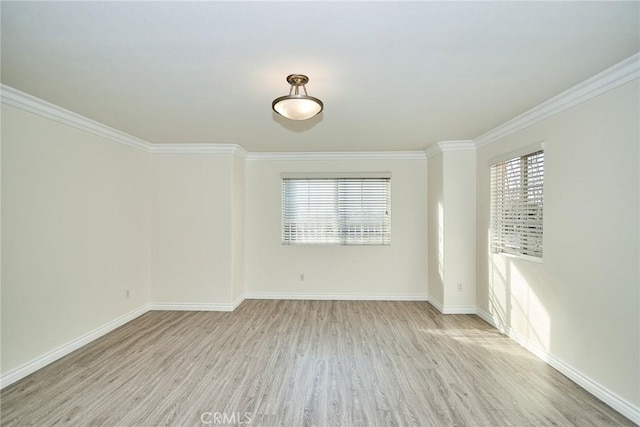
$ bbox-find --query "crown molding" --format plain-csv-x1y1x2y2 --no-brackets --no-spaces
10,49,636,159
0,85,421,160
474,52,640,148
0,84,250,158
439,140,475,151
234,145,249,159
0,84,153,152
246,151,426,161
425,140,475,158
424,144,441,159
150,143,247,158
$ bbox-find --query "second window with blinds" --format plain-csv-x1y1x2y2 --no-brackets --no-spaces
282,174,391,245
490,147,544,260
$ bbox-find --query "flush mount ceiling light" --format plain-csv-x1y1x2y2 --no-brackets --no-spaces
272,74,324,120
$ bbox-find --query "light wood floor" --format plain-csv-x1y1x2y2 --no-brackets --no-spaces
1,300,633,426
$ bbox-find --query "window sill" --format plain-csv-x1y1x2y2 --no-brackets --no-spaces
494,252,543,264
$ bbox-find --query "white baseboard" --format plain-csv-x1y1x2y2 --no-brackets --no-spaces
4,297,636,424
232,294,245,310
0,304,149,389
427,298,476,314
441,306,477,314
244,292,429,301
149,302,236,312
1,298,247,389
427,297,444,312
475,308,494,327
476,308,640,425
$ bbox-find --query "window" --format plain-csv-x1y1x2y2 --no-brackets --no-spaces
282,175,391,245
490,149,544,259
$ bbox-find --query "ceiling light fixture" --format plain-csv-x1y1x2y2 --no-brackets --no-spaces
272,74,323,120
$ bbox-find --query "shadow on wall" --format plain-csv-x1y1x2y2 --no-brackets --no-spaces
487,247,550,352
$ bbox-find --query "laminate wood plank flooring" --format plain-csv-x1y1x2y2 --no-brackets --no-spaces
1,300,633,426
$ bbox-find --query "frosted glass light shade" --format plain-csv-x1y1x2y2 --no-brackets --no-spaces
272,74,324,120
272,95,323,120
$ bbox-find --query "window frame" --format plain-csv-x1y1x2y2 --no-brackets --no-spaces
489,145,544,261
281,173,392,246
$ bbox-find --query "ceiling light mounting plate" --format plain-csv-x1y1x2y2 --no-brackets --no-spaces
286,74,309,86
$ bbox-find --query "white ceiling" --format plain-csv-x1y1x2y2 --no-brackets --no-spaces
1,1,638,152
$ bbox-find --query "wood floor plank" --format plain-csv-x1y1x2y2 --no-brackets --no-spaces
1,300,634,426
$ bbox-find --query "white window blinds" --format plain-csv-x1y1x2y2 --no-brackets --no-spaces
282,177,391,245
490,150,544,258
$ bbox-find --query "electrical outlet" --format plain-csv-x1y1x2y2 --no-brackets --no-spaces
456,283,463,292
300,274,305,281
125,289,130,298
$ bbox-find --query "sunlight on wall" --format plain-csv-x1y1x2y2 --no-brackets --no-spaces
488,241,551,352
511,263,550,350
488,251,508,325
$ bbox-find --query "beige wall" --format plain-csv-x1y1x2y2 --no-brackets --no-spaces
427,149,477,310
476,80,639,407
427,153,444,305
442,150,476,308
231,154,245,303
245,158,427,298
1,104,151,374
150,153,234,305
